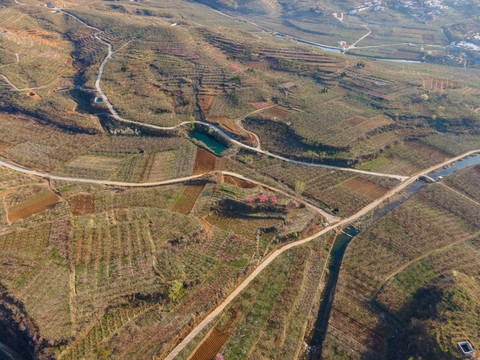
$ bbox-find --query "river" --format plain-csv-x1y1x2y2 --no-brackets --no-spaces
307,153,480,359
0,342,23,360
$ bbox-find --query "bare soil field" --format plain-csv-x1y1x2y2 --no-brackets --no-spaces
193,148,217,175
171,184,206,215
7,190,60,222
198,94,216,117
0,144,11,152
189,328,229,360
341,177,388,199
209,117,255,143
68,193,95,216
259,105,293,120
223,175,257,189
406,140,450,162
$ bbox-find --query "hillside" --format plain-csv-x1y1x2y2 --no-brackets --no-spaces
0,0,480,359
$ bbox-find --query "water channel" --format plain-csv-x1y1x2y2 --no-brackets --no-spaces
308,153,480,359
0,342,24,360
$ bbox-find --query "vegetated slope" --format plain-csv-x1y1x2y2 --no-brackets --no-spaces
0,147,323,359
192,0,280,15
3,0,480,169
0,6,104,132
319,171,480,360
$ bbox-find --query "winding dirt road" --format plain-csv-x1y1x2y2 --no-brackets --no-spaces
2,3,408,180
85,22,406,180
163,149,480,360
0,158,338,222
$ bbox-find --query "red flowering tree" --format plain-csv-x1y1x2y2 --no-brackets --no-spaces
258,193,268,203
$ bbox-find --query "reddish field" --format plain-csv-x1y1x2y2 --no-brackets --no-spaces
249,100,275,109
194,148,217,175
189,309,236,360
171,184,205,214
345,116,366,126
341,177,388,199
8,191,61,222
223,175,257,189
138,153,155,182
27,91,40,100
68,194,95,216
0,144,10,151
189,328,229,360
209,117,255,143
198,94,216,117
260,105,293,120
244,59,274,70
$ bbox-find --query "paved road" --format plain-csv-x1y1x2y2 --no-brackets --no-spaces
163,149,480,360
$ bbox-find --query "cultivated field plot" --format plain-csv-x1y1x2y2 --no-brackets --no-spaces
229,150,399,216
55,138,196,182
181,235,330,360
7,190,60,223
0,7,79,90
0,114,103,172
1,154,323,359
322,179,480,359
358,140,451,176
446,163,480,202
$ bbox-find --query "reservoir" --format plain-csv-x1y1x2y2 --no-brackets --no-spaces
189,130,227,155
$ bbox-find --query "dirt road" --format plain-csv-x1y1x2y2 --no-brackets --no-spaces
163,149,480,360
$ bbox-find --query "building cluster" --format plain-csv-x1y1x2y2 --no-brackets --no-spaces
348,0,385,14
393,0,454,22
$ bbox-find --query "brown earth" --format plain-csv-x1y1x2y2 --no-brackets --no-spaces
406,141,449,162
188,328,229,360
6,28,68,47
208,117,255,143
345,116,366,126
260,105,292,120
188,309,236,360
198,94,216,117
194,148,217,175
223,175,257,189
7,191,61,222
0,144,10,152
26,92,40,100
249,100,275,109
138,153,155,182
68,194,95,216
341,177,388,199
171,184,205,215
